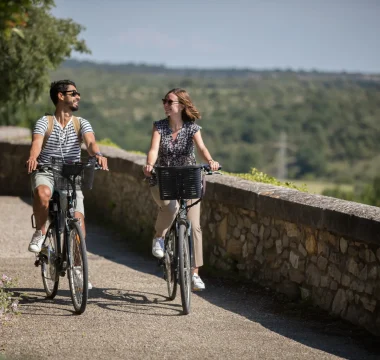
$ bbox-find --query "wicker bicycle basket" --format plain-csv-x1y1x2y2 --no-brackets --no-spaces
156,165,202,200
50,158,96,191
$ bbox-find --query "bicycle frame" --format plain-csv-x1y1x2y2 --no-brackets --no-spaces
39,173,82,276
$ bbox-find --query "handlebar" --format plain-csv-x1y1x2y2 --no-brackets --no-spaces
34,157,103,173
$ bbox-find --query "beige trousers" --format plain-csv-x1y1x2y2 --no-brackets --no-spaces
150,186,203,268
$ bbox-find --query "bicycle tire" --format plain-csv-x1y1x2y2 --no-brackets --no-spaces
67,221,88,314
40,224,60,298
178,222,191,315
164,226,178,300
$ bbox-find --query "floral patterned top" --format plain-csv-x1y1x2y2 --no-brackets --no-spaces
150,118,201,186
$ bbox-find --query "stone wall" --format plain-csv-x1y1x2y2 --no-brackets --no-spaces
2,133,380,335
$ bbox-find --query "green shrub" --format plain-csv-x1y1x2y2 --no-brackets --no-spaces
0,274,20,322
98,138,121,148
226,167,308,192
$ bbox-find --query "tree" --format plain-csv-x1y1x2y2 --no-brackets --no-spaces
0,0,90,124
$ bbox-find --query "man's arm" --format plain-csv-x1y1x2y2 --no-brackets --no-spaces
27,134,44,173
82,132,109,170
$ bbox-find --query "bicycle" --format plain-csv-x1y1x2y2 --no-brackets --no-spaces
154,164,221,315
32,156,99,314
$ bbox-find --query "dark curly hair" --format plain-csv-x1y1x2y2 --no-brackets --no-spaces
50,80,77,105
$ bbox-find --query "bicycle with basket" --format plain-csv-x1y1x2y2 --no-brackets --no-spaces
154,163,221,315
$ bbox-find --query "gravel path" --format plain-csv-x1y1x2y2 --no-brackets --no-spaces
0,196,379,360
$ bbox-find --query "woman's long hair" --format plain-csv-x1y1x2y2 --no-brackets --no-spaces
164,88,201,122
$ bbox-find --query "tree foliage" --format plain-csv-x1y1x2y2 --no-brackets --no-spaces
0,0,90,124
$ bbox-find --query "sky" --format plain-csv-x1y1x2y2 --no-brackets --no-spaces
51,0,380,73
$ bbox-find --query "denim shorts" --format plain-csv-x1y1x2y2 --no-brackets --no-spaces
30,170,85,216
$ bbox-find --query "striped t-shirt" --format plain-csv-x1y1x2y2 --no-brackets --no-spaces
33,115,94,164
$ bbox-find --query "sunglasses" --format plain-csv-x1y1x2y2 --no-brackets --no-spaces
62,90,81,97
162,99,179,106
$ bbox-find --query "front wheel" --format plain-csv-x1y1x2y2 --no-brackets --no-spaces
178,222,191,315
164,226,178,300
40,224,60,298
67,221,88,314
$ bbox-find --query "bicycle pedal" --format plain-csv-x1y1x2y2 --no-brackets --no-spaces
59,271,66,277
34,258,41,267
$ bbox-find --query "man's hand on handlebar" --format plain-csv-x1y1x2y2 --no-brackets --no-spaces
26,157,38,174
95,154,109,171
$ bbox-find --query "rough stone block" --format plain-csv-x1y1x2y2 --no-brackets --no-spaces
317,256,328,271
331,289,348,316
306,263,321,287
360,296,377,313
347,257,360,277
275,239,283,254
305,233,317,255
289,250,299,269
289,269,305,284
298,243,307,257
341,274,351,287
340,237,348,254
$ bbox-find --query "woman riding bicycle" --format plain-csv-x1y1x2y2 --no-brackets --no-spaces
143,88,220,291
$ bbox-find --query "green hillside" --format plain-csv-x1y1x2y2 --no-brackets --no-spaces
11,60,380,186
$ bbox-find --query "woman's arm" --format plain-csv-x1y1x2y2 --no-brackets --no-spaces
143,124,161,176
193,131,220,171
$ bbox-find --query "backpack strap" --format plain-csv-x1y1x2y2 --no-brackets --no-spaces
72,116,82,143
42,115,54,150
41,115,82,150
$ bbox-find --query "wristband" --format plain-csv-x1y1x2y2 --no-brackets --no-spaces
146,162,154,166
95,152,103,157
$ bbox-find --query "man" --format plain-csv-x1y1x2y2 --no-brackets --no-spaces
26,80,108,287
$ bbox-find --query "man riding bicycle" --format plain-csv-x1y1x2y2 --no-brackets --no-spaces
26,80,108,285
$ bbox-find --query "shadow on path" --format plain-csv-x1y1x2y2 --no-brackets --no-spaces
15,287,183,318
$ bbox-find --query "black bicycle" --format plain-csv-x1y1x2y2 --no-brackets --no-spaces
155,164,221,315
32,156,98,314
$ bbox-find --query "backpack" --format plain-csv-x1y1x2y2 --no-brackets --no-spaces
42,114,82,149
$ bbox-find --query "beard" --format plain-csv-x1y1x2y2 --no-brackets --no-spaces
70,104,79,112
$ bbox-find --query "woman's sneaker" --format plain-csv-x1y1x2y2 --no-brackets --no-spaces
152,237,164,258
28,230,45,253
192,274,205,291
74,267,93,290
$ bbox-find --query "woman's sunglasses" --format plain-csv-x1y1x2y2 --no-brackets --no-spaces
162,99,179,106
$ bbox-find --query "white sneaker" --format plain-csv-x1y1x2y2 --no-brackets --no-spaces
152,237,164,258
74,267,93,290
192,274,205,291
28,230,45,253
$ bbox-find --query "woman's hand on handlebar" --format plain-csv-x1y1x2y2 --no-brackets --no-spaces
208,160,220,172
26,157,38,174
143,164,154,177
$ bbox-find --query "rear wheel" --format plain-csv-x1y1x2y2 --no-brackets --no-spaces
40,224,60,299
67,221,88,314
178,222,191,315
164,226,177,300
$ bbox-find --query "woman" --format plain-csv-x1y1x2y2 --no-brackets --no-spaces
143,88,220,291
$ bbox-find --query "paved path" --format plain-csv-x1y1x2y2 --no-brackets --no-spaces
1,196,379,360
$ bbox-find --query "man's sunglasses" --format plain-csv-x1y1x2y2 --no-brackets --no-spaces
62,90,81,97
162,99,179,105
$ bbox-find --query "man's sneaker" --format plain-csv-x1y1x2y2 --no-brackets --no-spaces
152,237,164,258
192,274,205,291
74,267,93,290
28,230,45,253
